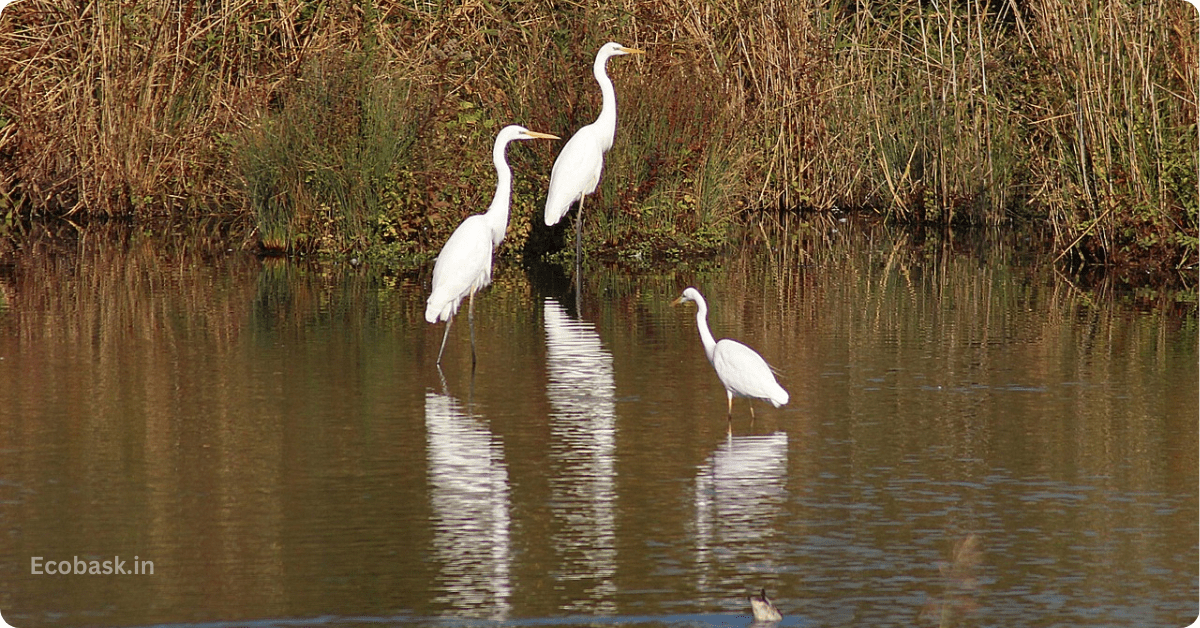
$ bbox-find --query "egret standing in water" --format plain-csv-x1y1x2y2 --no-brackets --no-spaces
673,287,789,420
544,41,644,262
426,125,559,366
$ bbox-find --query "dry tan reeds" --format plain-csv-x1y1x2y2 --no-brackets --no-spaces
0,0,1193,270
1027,0,1197,269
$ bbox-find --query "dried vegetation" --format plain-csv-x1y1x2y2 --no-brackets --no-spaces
0,0,1194,272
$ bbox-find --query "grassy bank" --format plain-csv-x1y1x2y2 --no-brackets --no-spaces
0,0,1194,273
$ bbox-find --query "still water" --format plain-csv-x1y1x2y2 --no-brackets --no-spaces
0,220,1196,627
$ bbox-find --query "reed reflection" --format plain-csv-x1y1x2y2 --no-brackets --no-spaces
424,382,512,620
694,432,789,594
543,298,618,612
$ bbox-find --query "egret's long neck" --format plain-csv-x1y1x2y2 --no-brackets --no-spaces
485,139,514,248
693,297,718,363
592,54,618,151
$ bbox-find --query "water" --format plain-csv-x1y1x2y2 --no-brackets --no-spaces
0,221,1195,627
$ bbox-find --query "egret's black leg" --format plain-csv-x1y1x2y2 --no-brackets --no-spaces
436,315,453,365
468,291,477,369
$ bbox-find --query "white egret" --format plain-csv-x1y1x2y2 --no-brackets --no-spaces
544,41,644,261
673,287,789,418
426,125,559,365
749,588,783,623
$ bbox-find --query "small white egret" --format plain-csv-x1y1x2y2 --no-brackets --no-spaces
749,588,783,623
673,287,789,419
544,41,644,261
426,125,559,365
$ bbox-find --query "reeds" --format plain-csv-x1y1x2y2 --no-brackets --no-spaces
1027,0,1198,269
0,0,293,214
0,0,1194,270
236,52,425,254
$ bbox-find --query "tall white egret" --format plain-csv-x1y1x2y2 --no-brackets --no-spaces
426,125,559,365
544,41,644,261
673,287,789,419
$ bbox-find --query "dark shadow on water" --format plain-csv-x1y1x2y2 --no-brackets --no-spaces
524,258,579,318
522,205,576,265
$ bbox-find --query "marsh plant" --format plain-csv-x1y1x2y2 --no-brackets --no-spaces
0,0,1193,272
237,53,424,254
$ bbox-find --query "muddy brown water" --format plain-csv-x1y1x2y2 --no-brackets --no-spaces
0,221,1195,627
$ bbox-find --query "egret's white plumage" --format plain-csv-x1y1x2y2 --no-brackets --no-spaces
426,125,559,364
544,42,644,258
674,287,789,417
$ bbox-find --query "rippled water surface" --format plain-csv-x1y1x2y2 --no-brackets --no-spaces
0,222,1196,627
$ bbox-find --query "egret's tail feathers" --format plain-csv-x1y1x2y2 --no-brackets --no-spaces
544,203,568,226
425,295,457,324
769,385,789,408
544,193,579,227
764,363,789,407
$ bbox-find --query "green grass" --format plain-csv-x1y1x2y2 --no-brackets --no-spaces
236,52,424,254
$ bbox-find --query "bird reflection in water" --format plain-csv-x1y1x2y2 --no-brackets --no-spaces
543,298,618,613
424,373,513,620
919,533,983,626
694,432,789,608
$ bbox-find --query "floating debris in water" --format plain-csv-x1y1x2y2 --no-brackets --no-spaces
749,587,783,623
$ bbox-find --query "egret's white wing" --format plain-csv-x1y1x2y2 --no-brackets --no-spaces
425,215,494,323
544,124,607,226
712,339,789,406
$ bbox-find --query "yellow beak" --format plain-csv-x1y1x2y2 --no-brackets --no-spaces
524,131,561,140
620,46,646,55
671,296,686,306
